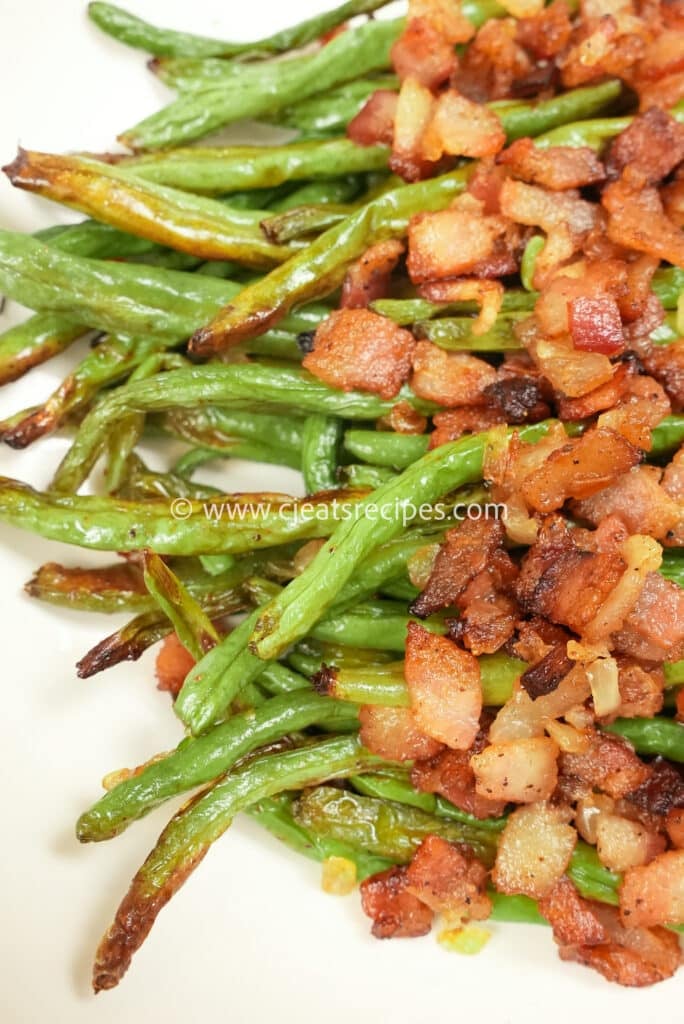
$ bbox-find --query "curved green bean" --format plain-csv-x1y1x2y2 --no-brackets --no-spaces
604,718,684,763
302,414,343,493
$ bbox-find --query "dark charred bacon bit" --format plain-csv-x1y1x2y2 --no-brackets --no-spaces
519,428,642,514
411,746,509,820
560,732,651,801
571,466,681,542
302,308,415,399
520,644,574,701
155,633,195,697
602,169,684,268
605,107,684,185
429,406,505,449
568,295,625,356
612,573,684,664
498,138,605,191
627,757,684,819
405,835,492,918
391,17,457,88
358,705,444,762
411,519,504,618
538,877,607,947
410,342,497,408
347,89,398,147
360,866,435,939
484,376,550,425
340,240,404,309
641,340,684,413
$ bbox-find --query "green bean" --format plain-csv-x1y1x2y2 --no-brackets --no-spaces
249,422,556,660
415,313,527,351
320,651,526,707
489,892,547,925
261,204,352,244
302,414,343,493
339,464,399,488
371,292,535,324
120,19,402,150
89,0,394,58
142,552,218,661
6,151,291,267
246,792,394,881
520,236,544,293
91,735,384,991
569,844,621,906
344,430,430,470
332,531,446,611
114,455,222,502
495,80,623,142
280,77,399,136
233,329,303,361
122,139,389,195
662,550,684,589
257,663,311,697
189,167,471,353
653,267,684,310
269,176,366,212
0,314,84,387
349,773,506,831
288,639,396,677
535,99,684,151
665,662,684,687
604,718,684,763
24,559,150,614
158,406,305,470
172,439,302,473
77,691,358,842
651,415,684,457
35,218,164,261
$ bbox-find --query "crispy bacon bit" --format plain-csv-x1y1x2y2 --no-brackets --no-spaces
490,665,591,743
641,341,684,414
303,309,415,399
627,757,684,819
612,572,684,663
560,732,651,801
411,746,509,819
453,18,533,102
405,835,492,919
360,866,435,938
449,555,519,655
429,406,505,448
410,519,505,618
391,17,457,88
380,400,428,435
595,813,666,872
568,295,624,356
155,633,195,697
611,659,665,720
493,801,577,898
499,138,605,191
471,736,560,803
340,240,405,309
485,375,551,425
421,90,506,161
602,169,684,269
572,466,681,542
598,375,671,452
538,877,607,947
520,644,574,700
405,623,483,750
666,809,684,849
420,278,504,336
605,107,684,184
390,76,438,182
407,205,502,283
557,361,635,421
358,705,444,762
620,851,684,928
527,332,616,399
347,89,398,146
410,342,497,407
466,162,509,215
515,0,573,59
409,0,476,43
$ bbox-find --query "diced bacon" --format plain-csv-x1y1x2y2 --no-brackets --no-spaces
557,361,635,421
340,240,404,309
380,400,428,435
429,406,505,449
303,308,415,399
406,201,508,283
534,258,628,339
453,17,533,102
410,342,497,407
519,427,641,514
559,17,647,90
155,633,195,697
471,736,560,803
390,76,437,182
405,835,492,918
595,813,666,872
515,0,573,59
466,162,509,215
408,0,476,44
568,295,624,356
606,108,684,184
663,174,684,229
620,851,684,927
602,169,684,269
666,809,684,848
519,644,574,700
627,757,684,820
572,466,681,542
360,866,435,938
598,375,672,452
633,27,684,84
411,745,509,820
419,278,504,335
526,334,616,398
560,732,651,800
358,705,444,762
612,572,684,663
641,341,684,413
638,70,684,111
421,90,506,161
347,89,398,147
493,801,577,898
662,446,684,545
499,138,605,191
490,665,591,743
449,563,519,656
611,659,665,720
391,17,457,88
538,877,608,946
405,623,483,750
410,519,505,618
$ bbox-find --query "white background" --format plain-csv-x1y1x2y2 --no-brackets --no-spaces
0,2,680,1021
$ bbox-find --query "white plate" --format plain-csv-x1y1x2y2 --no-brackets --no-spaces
0,3,680,1021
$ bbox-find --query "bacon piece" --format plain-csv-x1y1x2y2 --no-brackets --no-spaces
409,0,476,43
520,644,574,700
410,519,505,618
303,308,415,399
662,446,684,545
499,138,605,191
638,69,684,111
429,406,505,448
560,732,651,801
347,90,397,146
466,162,509,215
391,17,457,88
596,813,666,872
453,17,532,102
405,623,483,750
493,802,577,898
612,572,684,663
666,808,684,848
557,361,635,421
515,0,573,59
471,736,560,803
539,877,608,946
627,757,684,820
358,705,444,762
633,26,684,88
620,851,684,928
419,278,504,336
405,835,492,918
598,374,672,452
559,16,647,90
390,76,437,182
534,258,628,340
490,665,591,743
568,295,624,356
641,340,684,413
611,659,665,720
155,633,195,697
572,466,680,542
340,240,404,309
406,200,511,283
484,375,551,424
410,342,497,407
381,400,428,435
450,559,519,656
519,427,642,514
360,866,435,938
602,169,684,269
606,107,684,184
421,90,506,161
411,745,509,819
